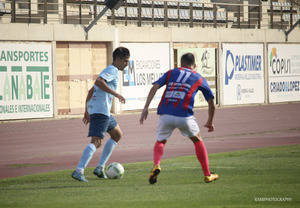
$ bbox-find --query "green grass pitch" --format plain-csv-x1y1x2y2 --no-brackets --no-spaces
0,145,299,208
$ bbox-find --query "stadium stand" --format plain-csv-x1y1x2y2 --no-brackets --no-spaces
0,0,299,29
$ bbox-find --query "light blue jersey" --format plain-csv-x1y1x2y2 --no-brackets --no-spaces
87,65,119,117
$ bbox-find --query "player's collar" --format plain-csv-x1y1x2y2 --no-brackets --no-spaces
179,67,193,71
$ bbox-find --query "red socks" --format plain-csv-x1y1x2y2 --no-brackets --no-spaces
153,141,165,166
194,140,211,176
153,140,210,176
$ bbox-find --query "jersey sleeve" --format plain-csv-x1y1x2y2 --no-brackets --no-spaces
152,70,170,87
199,77,214,101
99,67,117,82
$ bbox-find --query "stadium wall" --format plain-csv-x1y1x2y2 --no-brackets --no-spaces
0,23,299,120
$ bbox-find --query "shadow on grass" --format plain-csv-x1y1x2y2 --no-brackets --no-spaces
0,183,99,191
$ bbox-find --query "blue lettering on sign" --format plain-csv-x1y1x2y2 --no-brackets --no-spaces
123,60,136,86
225,50,262,85
225,50,234,85
270,81,300,92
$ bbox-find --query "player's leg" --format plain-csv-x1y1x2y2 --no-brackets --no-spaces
149,139,166,184
190,134,218,183
76,137,102,172
72,114,108,182
190,134,211,176
94,115,120,178
178,116,218,183
153,139,166,168
72,136,102,182
149,115,174,184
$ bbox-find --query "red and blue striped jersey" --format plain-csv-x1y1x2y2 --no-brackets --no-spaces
153,67,214,117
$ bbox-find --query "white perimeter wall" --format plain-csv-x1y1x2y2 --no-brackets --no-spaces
0,23,300,119
1,23,300,43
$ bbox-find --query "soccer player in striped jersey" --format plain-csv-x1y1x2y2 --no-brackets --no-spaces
140,52,219,184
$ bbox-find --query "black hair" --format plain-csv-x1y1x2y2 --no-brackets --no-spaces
180,53,195,66
113,47,130,61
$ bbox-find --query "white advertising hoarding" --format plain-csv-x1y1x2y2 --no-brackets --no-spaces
221,43,264,105
0,42,53,120
120,43,170,110
268,44,300,103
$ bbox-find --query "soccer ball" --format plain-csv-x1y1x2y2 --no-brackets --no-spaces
106,162,124,179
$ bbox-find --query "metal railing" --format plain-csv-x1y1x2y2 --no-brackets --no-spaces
0,0,299,29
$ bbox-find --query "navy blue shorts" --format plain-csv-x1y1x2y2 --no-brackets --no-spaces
88,114,117,138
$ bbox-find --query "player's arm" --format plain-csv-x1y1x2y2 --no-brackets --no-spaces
86,86,94,104
204,99,215,132
94,77,125,103
82,87,94,125
198,77,215,132
139,84,160,124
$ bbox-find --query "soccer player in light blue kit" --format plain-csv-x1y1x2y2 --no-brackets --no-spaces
72,47,130,182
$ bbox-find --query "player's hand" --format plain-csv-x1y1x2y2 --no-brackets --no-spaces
116,94,126,104
204,122,214,132
139,108,148,125
82,111,90,125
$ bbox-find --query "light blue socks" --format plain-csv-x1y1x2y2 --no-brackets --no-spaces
76,143,96,174
76,139,117,174
98,138,117,170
